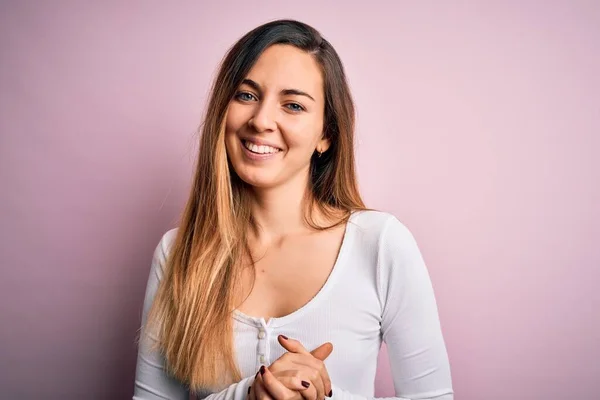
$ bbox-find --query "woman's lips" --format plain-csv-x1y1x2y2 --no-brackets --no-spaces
240,139,281,161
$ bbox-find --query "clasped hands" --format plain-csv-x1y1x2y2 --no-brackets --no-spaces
248,335,333,400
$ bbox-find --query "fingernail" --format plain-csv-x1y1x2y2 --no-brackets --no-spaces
328,389,333,397
301,381,310,388
280,335,288,340
260,365,265,375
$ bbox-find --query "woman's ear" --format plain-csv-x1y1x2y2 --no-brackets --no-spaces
317,136,332,153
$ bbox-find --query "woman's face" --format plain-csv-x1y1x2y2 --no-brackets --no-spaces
225,44,330,189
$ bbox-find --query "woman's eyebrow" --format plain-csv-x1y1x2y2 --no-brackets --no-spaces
241,79,315,102
281,88,315,102
241,79,262,93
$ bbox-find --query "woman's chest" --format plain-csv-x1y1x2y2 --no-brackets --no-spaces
231,271,384,393
236,226,346,320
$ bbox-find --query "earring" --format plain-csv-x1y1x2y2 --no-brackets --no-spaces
317,149,323,158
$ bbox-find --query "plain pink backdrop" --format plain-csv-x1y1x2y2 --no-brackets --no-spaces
1,1,598,399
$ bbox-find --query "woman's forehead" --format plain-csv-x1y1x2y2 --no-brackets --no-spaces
244,45,323,100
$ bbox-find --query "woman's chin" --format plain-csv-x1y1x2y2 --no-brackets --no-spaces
236,172,280,189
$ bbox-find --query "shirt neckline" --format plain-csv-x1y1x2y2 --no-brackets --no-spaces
232,210,360,329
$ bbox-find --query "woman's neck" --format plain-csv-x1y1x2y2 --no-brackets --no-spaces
249,187,308,241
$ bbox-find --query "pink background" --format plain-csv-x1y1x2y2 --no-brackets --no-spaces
1,1,598,399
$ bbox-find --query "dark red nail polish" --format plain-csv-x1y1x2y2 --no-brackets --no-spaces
280,335,288,340
260,365,265,375
328,389,333,397
301,381,310,388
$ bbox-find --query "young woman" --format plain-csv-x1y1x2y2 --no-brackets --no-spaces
133,19,453,400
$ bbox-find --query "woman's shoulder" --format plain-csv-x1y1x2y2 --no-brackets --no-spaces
350,209,418,251
157,227,179,253
351,209,408,235
149,228,179,278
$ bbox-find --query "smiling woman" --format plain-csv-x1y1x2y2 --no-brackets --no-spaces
225,45,329,189
133,19,453,400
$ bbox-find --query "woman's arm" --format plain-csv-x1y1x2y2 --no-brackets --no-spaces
328,216,454,400
133,230,256,400
133,230,189,399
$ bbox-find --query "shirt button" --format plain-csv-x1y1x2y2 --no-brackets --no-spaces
258,330,266,339
259,355,266,364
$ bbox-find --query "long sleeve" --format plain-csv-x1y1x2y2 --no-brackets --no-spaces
133,230,256,400
331,216,454,400
133,230,189,400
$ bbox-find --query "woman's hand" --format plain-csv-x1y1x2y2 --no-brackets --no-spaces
248,336,334,400
270,335,333,400
249,366,311,400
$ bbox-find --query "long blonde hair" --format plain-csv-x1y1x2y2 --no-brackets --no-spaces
144,19,367,392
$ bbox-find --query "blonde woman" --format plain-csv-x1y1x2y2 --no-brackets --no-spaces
133,19,453,400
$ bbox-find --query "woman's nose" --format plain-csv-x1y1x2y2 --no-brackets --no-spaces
249,102,277,133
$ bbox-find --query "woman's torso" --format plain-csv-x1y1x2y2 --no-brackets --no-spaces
198,210,390,397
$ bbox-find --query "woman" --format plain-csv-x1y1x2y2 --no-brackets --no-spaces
133,19,453,400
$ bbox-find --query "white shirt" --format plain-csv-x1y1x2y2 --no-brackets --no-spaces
133,210,454,400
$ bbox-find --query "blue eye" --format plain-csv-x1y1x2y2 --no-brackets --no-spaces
286,103,305,112
235,92,257,102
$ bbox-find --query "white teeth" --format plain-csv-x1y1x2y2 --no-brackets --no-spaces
244,140,280,154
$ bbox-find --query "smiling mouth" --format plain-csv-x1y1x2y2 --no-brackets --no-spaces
242,139,282,154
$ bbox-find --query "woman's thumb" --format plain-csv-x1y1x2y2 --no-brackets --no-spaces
310,342,333,360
